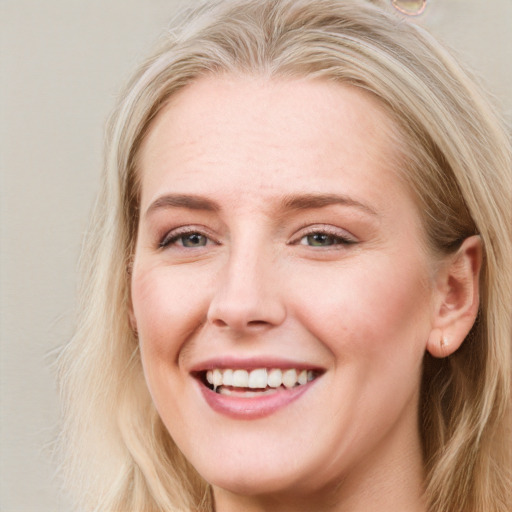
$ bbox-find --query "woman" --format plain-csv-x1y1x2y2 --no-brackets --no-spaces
58,0,512,511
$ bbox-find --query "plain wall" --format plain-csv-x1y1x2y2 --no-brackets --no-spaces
1,1,510,510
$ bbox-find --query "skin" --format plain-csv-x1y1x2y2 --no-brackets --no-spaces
130,75,480,512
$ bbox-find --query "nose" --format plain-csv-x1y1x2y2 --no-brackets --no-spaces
207,246,287,333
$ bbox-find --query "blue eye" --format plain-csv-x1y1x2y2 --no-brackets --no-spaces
299,232,354,247
160,231,210,249
179,233,208,247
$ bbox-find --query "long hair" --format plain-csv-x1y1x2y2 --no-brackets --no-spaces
57,1,512,510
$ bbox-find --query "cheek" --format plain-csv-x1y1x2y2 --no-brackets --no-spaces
130,265,215,428
131,265,211,367
291,254,433,362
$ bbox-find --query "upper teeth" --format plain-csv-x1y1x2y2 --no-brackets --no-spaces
205,368,315,389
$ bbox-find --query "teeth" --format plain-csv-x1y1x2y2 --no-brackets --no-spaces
222,369,233,386
219,387,279,397
282,369,297,388
204,367,317,390
212,369,223,387
232,369,249,387
248,368,267,388
267,369,282,388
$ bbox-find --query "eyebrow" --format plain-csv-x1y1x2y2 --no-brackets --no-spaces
281,193,377,216
145,192,377,218
145,194,220,218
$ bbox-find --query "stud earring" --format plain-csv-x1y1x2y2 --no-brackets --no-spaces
427,328,449,358
440,335,451,356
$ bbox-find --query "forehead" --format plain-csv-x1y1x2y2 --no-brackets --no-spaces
137,75,408,215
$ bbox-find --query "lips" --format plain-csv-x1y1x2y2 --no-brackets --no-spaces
191,360,323,419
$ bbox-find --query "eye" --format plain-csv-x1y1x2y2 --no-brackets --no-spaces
177,232,208,247
296,227,357,248
159,228,214,249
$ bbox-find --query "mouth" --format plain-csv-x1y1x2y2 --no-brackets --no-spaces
190,356,325,418
198,367,319,396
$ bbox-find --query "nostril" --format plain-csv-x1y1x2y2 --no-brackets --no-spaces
247,320,270,327
206,285,286,331
210,318,271,330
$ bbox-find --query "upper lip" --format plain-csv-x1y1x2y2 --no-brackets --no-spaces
189,356,325,373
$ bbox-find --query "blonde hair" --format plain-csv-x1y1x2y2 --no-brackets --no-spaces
58,1,512,510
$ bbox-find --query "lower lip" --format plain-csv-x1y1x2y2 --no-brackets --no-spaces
198,380,316,419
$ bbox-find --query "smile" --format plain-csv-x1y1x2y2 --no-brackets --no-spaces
205,368,316,393
193,365,322,419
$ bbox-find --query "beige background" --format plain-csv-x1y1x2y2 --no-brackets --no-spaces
1,1,510,510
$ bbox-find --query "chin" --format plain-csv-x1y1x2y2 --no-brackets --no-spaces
189,439,331,499
208,471,317,503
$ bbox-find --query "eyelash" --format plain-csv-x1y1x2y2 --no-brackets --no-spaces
293,226,357,248
159,227,216,249
158,225,357,250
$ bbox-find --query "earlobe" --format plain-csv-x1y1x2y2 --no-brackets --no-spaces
128,292,138,335
129,308,138,335
426,235,482,358
127,260,138,335
426,328,451,358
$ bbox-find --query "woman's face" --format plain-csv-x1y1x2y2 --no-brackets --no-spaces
131,76,437,503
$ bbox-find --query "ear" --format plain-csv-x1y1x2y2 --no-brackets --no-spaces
127,260,138,335
426,235,482,358
129,305,138,335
